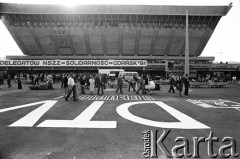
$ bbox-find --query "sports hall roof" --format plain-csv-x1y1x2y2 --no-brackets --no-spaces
0,3,232,58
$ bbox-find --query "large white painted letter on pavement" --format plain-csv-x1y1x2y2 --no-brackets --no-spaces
0,100,58,127
116,101,209,129
37,101,117,128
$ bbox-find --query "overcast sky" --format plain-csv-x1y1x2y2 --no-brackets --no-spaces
0,0,239,62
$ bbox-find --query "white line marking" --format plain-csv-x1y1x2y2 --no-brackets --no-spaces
235,108,240,112
116,101,209,129
186,99,216,108
38,101,117,128
54,96,63,100
104,89,115,91
0,100,48,113
74,101,104,122
187,99,240,109
9,100,57,127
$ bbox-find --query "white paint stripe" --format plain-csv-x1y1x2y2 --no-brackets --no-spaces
37,120,116,128
88,95,97,100
235,108,240,112
186,99,216,108
218,100,240,104
74,101,104,121
9,100,57,127
0,100,48,113
210,107,240,109
116,101,209,129
38,101,117,128
54,96,63,100
104,89,115,91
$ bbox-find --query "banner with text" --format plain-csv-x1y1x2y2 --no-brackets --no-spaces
0,60,147,67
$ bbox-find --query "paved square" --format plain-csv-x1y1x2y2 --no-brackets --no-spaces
1,83,240,158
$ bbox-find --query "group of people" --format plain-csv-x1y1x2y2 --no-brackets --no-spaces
6,74,23,89
1,73,23,88
115,73,156,95
195,73,237,84
168,74,190,97
30,73,60,86
64,73,108,101
63,73,156,101
0,72,238,100
1,72,60,90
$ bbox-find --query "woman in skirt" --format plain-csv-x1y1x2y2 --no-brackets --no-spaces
89,75,95,95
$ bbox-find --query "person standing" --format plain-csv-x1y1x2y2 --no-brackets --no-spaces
52,74,56,84
183,74,190,96
63,74,68,92
176,76,183,97
232,75,237,85
102,74,108,90
30,74,34,85
41,73,44,82
136,74,145,94
79,75,86,94
144,74,150,93
95,74,104,95
116,74,123,93
17,75,22,89
89,75,95,95
85,73,90,90
46,74,53,89
65,74,77,101
0,73,3,89
134,74,139,91
61,74,64,88
226,74,231,84
7,74,12,88
95,74,100,94
168,75,175,93
34,74,40,86
128,76,136,92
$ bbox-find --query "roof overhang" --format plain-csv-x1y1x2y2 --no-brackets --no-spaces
0,3,232,15
0,3,232,58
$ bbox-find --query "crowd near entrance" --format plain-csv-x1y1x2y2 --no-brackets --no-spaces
0,68,239,101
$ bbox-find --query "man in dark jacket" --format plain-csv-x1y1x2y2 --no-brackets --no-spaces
63,74,68,92
95,74,104,95
128,76,136,92
7,74,12,88
34,74,40,86
100,74,107,90
136,74,145,94
183,74,190,96
168,75,175,93
79,75,86,94
17,75,22,89
116,74,123,93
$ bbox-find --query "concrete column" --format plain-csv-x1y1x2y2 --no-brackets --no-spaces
184,10,190,76
165,60,169,78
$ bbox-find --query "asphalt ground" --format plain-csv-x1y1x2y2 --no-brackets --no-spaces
0,81,240,159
